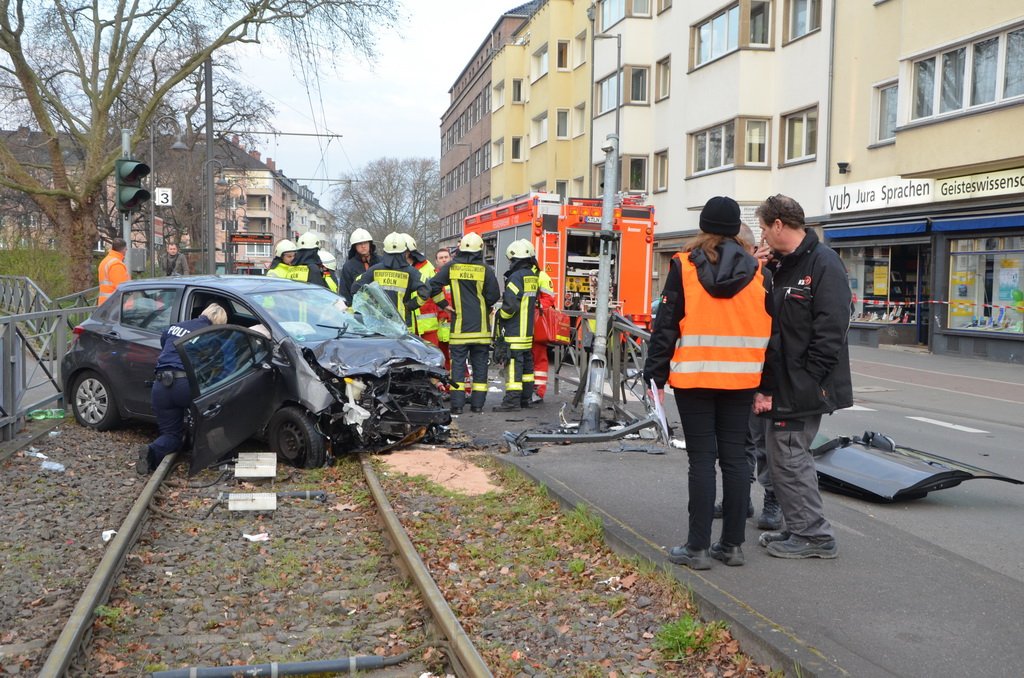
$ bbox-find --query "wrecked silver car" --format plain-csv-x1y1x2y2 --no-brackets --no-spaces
61,276,450,473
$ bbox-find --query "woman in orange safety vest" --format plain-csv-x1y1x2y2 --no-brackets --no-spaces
642,196,771,571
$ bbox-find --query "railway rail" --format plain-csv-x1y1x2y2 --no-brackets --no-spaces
2,421,491,677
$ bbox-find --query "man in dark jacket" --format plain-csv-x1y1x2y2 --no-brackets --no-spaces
427,232,500,414
161,242,189,276
291,231,328,288
351,232,427,331
339,228,379,304
753,194,853,560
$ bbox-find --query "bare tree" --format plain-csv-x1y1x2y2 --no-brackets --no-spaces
0,0,401,289
331,157,440,254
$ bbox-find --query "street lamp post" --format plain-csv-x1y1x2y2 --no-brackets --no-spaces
587,4,622,196
221,182,245,275
202,158,225,274
148,116,187,277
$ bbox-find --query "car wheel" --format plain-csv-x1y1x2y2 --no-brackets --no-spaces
70,370,122,431
268,406,326,469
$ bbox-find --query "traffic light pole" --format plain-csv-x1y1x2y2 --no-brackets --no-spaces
121,129,131,247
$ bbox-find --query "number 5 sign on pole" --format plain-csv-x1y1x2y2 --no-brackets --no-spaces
154,187,173,207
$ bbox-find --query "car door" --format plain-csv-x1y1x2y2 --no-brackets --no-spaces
116,287,182,415
174,325,278,474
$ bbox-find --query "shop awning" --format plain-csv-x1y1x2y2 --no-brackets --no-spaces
823,221,927,240
931,213,1024,232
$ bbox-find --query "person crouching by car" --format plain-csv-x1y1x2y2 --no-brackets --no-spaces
136,303,228,474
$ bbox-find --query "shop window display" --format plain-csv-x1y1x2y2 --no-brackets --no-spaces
841,246,923,324
948,237,1024,334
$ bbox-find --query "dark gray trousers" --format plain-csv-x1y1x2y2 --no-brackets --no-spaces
764,414,834,541
746,412,773,491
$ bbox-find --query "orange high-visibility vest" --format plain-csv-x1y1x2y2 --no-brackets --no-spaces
97,250,130,305
668,252,771,390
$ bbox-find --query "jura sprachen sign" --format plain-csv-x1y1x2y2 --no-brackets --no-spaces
826,177,934,214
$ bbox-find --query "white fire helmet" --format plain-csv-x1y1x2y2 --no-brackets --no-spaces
458,232,484,253
319,250,337,271
382,232,409,254
349,228,373,246
274,239,298,258
506,239,536,260
296,231,321,250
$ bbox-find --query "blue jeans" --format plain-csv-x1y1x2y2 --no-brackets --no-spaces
673,388,754,549
148,377,191,467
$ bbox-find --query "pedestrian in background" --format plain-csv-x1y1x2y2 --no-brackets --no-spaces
427,232,500,414
97,238,130,305
643,196,771,570
339,228,379,304
137,303,227,474
161,242,189,276
753,194,852,560
494,239,539,412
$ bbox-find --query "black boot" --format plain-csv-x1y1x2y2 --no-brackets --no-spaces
757,490,783,531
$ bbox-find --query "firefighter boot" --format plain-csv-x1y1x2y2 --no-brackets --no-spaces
469,389,486,413
450,389,467,415
520,382,534,409
493,392,522,412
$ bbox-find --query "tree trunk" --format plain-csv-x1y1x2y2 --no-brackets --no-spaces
64,198,102,292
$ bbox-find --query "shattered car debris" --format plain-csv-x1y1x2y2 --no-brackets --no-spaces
62,276,450,473
811,431,1022,502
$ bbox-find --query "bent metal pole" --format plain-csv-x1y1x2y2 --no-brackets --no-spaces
580,133,619,434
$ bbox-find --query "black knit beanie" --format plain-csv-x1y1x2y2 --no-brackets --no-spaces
699,196,741,237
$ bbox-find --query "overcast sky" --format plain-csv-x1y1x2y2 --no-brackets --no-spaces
228,1,517,204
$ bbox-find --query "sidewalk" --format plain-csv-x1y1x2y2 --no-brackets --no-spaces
458,349,1024,677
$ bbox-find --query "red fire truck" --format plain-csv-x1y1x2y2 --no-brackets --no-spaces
463,192,656,327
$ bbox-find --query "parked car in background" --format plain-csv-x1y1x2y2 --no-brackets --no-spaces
61,276,450,472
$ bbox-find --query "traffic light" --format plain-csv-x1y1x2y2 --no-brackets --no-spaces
115,158,151,212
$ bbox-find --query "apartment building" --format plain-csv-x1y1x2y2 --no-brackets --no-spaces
825,1,1024,362
439,2,542,248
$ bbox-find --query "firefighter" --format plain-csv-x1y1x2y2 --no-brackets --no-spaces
404,234,442,349
531,263,556,404
339,228,379,304
292,231,329,288
428,232,500,414
318,250,340,293
494,239,539,412
97,238,130,305
265,239,302,279
351,232,427,330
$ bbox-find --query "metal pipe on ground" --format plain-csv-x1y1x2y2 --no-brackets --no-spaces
151,651,414,677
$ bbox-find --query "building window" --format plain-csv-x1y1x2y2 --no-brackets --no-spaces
695,4,740,67
947,237,1024,334
493,138,504,166
573,176,585,196
531,112,549,146
511,136,524,161
532,44,549,82
627,66,649,104
654,150,669,191
656,57,671,100
627,156,647,191
556,180,568,198
512,78,524,103
597,73,620,114
532,181,547,193
574,31,587,68
573,103,586,137
493,81,505,109
875,82,898,142
750,0,770,45
658,0,672,11
601,0,626,30
744,119,768,164
787,0,821,41
595,163,606,194
632,0,651,16
911,26,1024,121
692,121,735,174
783,107,817,162
557,41,570,70
556,109,570,138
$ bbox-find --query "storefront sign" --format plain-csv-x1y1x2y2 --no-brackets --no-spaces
826,176,935,214
935,167,1024,202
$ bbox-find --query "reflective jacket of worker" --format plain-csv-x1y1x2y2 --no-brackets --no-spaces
339,228,380,304
531,263,556,402
289,231,329,288
265,239,307,280
403,234,441,346
427,232,500,413
494,239,539,411
351,232,428,330
318,250,340,293
138,303,228,474
97,238,131,305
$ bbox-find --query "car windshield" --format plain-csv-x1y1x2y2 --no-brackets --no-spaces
249,283,408,342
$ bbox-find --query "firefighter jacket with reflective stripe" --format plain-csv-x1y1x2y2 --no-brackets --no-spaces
97,250,129,305
324,272,338,293
266,263,310,282
668,253,770,390
427,250,500,345
411,260,440,334
351,253,427,330
499,259,538,351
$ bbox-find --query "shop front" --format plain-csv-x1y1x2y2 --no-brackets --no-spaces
823,169,1024,364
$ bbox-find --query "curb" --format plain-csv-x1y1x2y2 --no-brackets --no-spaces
495,453,848,678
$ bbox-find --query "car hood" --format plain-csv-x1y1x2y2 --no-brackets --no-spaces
309,334,447,378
